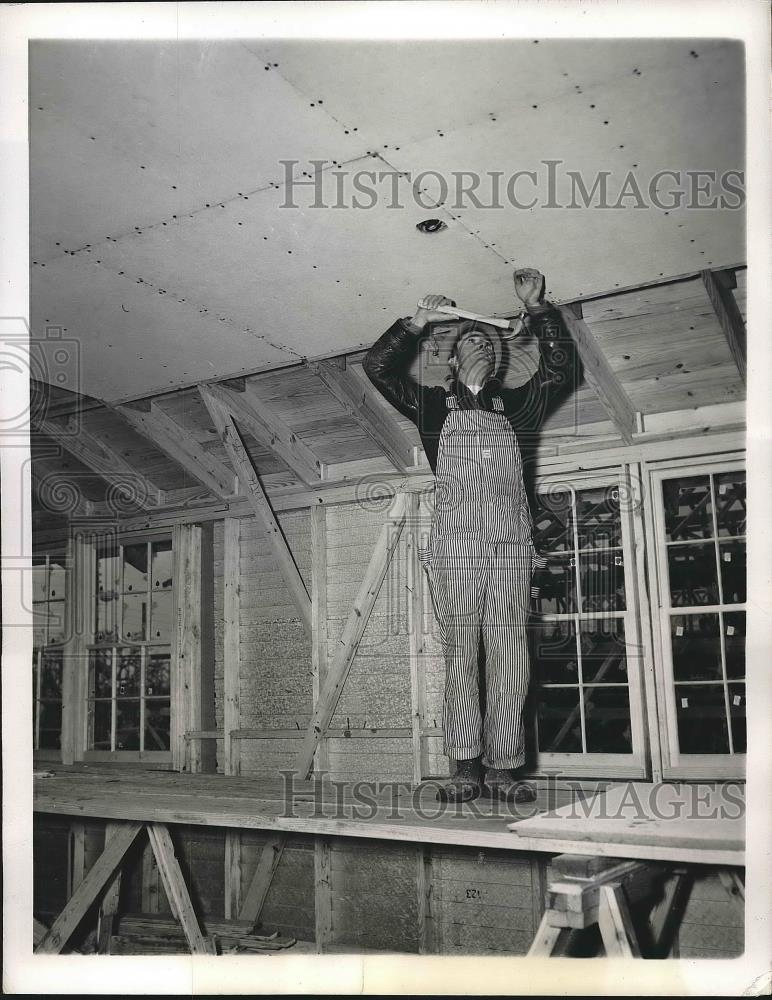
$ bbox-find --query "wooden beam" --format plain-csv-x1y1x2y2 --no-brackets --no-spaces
417,845,437,954
35,821,143,953
147,822,216,954
597,884,641,957
223,517,242,920
198,385,312,636
314,837,332,953
406,492,427,786
701,269,747,383
34,418,162,509
97,822,124,953
171,524,203,771
558,303,638,445
200,382,322,484
238,834,285,928
114,401,236,499
296,492,408,778
311,360,416,472
310,505,330,775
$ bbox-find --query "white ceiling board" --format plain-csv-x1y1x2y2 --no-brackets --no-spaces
30,253,291,401
29,39,745,400
30,40,357,261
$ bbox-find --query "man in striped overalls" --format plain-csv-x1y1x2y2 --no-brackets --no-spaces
364,269,581,802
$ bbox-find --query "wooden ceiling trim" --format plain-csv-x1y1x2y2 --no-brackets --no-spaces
700,269,747,384
558,304,638,446
309,360,416,473
113,401,237,500
198,385,312,637
199,382,322,485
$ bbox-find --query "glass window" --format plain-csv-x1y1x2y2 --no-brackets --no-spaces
87,537,173,754
531,482,635,758
32,554,68,752
658,467,746,759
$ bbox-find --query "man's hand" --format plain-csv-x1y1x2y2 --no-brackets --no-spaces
514,268,545,308
409,293,457,332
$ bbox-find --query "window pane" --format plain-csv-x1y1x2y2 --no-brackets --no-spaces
47,599,67,644
575,486,621,549
663,475,713,541
531,621,577,683
90,700,112,750
670,614,721,681
145,699,171,750
675,684,729,753
96,594,119,643
32,559,47,602
89,649,112,698
146,653,170,696
532,490,572,552
116,648,140,697
48,560,66,600
151,540,173,590
533,555,576,614
537,687,582,753
121,594,148,641
150,591,173,642
40,650,63,697
115,700,140,750
38,701,62,738
579,552,626,613
719,541,746,604
584,686,633,753
579,620,628,683
729,682,746,753
724,611,745,680
667,543,719,606
715,471,746,537
123,543,148,593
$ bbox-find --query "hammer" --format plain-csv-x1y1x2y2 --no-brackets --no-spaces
417,299,525,339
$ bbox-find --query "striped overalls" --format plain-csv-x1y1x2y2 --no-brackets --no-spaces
422,392,535,769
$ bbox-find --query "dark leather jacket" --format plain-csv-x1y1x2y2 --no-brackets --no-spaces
363,303,583,474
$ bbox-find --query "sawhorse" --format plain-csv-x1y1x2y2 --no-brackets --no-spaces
35,820,217,955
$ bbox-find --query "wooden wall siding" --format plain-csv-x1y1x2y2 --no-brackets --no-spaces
329,838,419,953
430,846,537,955
236,510,313,776
581,279,744,414
676,872,744,958
239,833,315,940
324,503,414,781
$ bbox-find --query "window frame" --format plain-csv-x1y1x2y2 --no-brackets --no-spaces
32,547,69,760
82,529,175,765
527,464,650,779
647,454,746,779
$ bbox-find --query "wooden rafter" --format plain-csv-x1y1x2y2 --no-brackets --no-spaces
310,359,416,472
701,269,746,384
198,384,312,636
199,381,322,484
113,401,237,500
31,456,95,518
559,303,638,446
34,417,162,510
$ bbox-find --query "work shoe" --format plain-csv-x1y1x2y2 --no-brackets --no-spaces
436,757,483,803
483,767,537,803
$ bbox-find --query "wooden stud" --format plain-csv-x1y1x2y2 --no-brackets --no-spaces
311,359,415,472
310,505,330,777
238,835,285,929
114,401,236,499
141,839,161,914
68,822,86,896
559,304,637,445
296,492,407,778
34,418,162,509
35,821,143,954
701,269,746,383
97,822,124,953
199,385,312,636
171,524,204,771
201,381,322,484
147,822,216,954
223,517,242,920
417,845,437,954
406,493,427,785
61,531,96,764
314,837,332,954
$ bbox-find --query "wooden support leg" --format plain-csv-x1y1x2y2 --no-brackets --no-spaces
97,822,124,954
68,821,86,896
718,868,745,908
224,832,242,921
239,834,285,931
649,869,691,958
314,837,332,954
417,845,437,955
528,912,573,956
35,821,143,954
147,823,216,955
597,884,642,958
